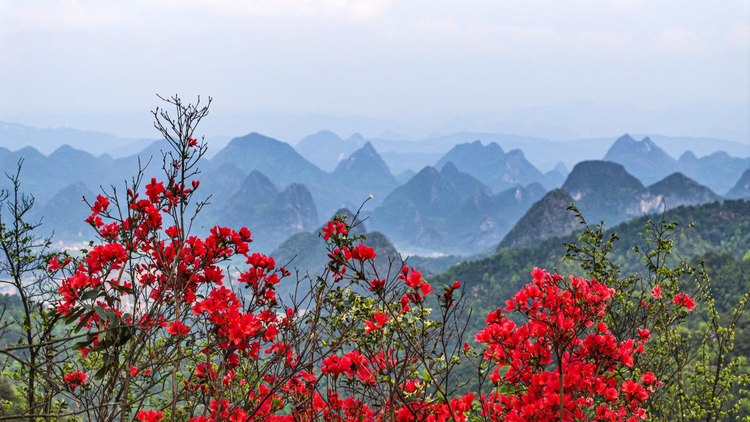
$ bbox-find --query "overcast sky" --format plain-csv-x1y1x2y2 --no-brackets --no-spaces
1,0,748,140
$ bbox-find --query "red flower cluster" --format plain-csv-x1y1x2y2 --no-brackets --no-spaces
64,370,87,389
364,312,389,334
442,280,461,308
672,292,695,310
398,267,434,311
166,321,190,336
321,350,374,382
50,139,308,420
476,268,654,421
137,409,164,422
322,220,348,240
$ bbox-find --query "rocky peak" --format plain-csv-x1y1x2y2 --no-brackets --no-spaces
554,162,569,176
678,150,699,164
726,169,750,199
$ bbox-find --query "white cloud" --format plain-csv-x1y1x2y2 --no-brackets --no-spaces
0,0,127,31
0,0,393,34
654,28,705,55
384,18,634,57
0,0,745,118
608,0,646,13
569,30,634,52
157,0,392,21
726,23,749,46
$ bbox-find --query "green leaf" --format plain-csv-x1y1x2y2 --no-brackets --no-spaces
80,288,101,302
74,311,94,333
93,365,108,380
63,308,84,325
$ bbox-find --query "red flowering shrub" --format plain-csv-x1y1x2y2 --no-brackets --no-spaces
40,96,699,422
475,268,660,421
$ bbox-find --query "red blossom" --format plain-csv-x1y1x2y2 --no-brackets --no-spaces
369,278,386,292
672,293,695,310
137,409,164,422
166,321,190,336
475,268,651,421
64,370,87,389
364,312,390,334
350,244,376,261
322,220,348,240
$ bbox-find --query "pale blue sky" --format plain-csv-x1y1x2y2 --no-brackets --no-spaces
1,0,748,141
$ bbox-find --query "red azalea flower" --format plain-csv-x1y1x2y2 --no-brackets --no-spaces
364,312,390,334
166,321,190,336
672,293,695,310
637,328,651,342
350,244,376,261
137,409,164,422
621,380,649,404
369,278,386,292
64,370,87,389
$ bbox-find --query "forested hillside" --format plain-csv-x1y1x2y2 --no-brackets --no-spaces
433,200,750,331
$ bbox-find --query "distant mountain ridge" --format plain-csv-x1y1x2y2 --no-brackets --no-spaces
452,182,546,252
331,142,398,203
604,134,749,194
1,133,398,249
31,182,95,243
726,169,750,199
210,173,319,252
498,161,723,250
562,160,650,225
603,135,680,185
434,140,559,191
497,189,581,251
647,172,722,210
368,163,545,254
1,129,745,258
209,132,399,216
0,120,151,156
295,130,365,172
211,132,327,185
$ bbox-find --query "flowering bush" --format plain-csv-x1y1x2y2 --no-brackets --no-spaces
4,96,725,422
475,268,660,421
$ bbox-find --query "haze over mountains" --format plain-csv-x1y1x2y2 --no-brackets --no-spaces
603,134,750,193
7,99,749,147
3,118,748,170
0,123,747,257
726,169,750,200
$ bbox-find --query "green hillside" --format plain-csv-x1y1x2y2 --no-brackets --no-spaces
432,199,750,327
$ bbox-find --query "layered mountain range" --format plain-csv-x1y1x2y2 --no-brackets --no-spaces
0,131,746,258
366,162,546,254
205,171,319,252
603,134,749,193
434,141,566,191
498,161,724,251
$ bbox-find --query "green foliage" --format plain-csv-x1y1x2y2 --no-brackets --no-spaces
434,200,750,330
0,377,21,415
434,199,750,420
565,206,750,421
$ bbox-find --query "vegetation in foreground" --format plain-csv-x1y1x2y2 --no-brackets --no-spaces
0,96,747,421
